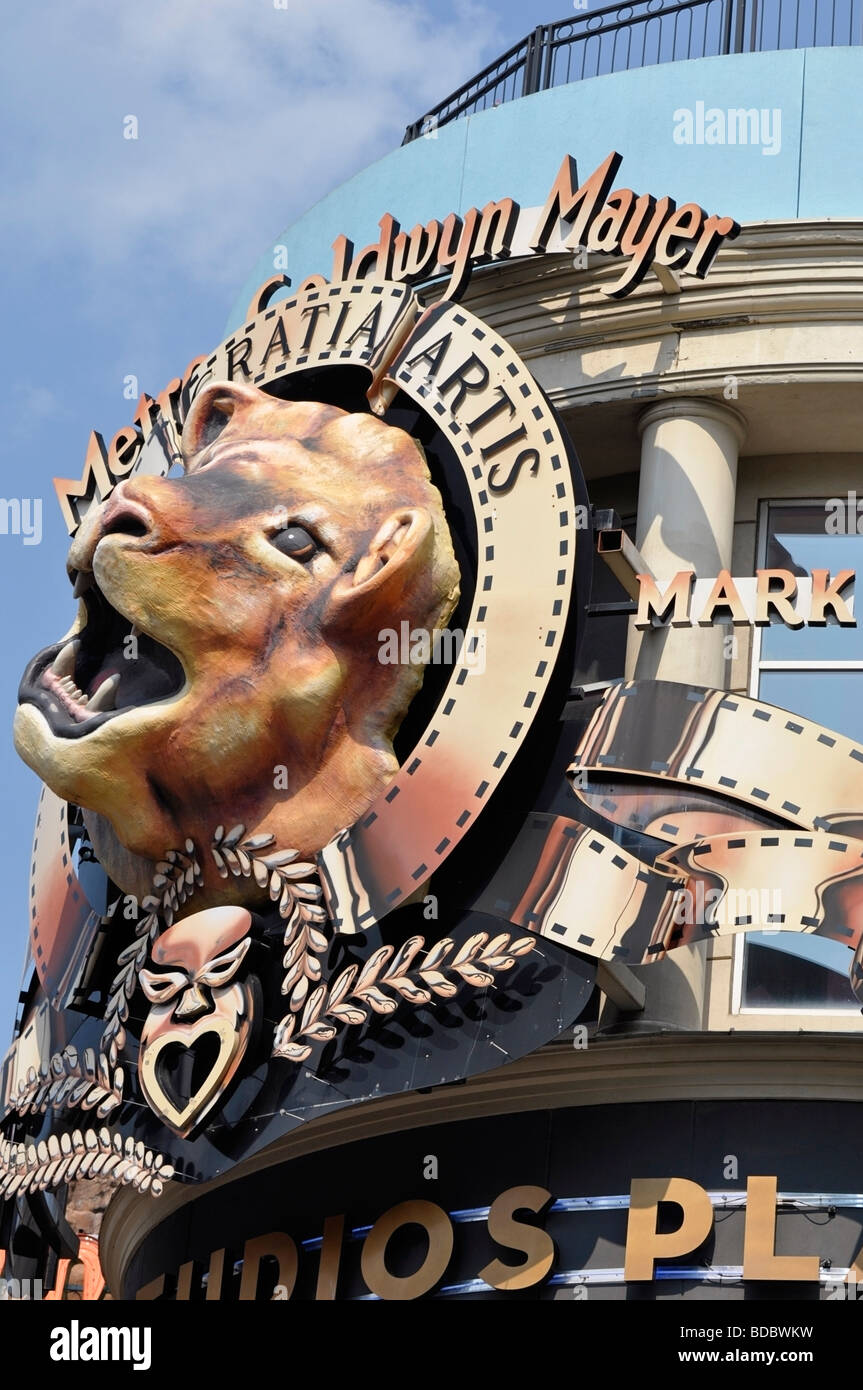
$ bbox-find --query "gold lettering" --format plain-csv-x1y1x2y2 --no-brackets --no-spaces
625,1177,714,1281
361,1199,453,1301
54,431,113,534
315,1214,345,1301
478,1185,555,1291
245,274,291,319
437,209,481,301
586,188,634,254
610,195,675,297
809,569,855,626
530,152,622,253
349,213,400,281
474,198,520,261
684,213,740,280
135,1274,166,1300
391,221,442,282
107,425,143,479
205,1247,225,1301
238,1232,299,1300
654,202,705,268
175,1261,195,1300
635,571,694,628
755,569,802,627
698,569,749,626
742,1175,819,1281
330,234,353,283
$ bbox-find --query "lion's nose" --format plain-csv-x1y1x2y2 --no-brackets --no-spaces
101,499,151,540
98,487,156,542
67,483,161,580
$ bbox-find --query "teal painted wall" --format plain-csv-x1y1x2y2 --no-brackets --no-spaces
228,46,863,331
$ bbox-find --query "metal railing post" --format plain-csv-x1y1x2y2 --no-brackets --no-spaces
732,0,748,52
522,26,546,95
747,0,759,53
538,24,555,90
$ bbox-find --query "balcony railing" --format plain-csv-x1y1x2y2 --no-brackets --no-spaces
403,0,862,141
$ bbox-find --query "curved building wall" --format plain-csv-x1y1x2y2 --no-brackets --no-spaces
230,46,863,330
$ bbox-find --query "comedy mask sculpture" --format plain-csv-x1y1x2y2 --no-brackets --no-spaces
15,381,460,900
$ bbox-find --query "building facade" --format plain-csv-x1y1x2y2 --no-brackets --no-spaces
6,2,863,1301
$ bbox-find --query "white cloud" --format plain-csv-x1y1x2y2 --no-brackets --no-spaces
3,0,501,289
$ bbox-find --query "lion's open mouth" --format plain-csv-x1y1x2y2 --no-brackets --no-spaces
18,572,186,739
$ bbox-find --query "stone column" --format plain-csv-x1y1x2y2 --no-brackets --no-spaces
626,397,747,688
604,397,746,1036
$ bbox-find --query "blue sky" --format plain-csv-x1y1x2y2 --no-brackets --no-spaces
0,0,570,1034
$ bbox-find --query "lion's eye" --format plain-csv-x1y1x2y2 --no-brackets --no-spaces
271,525,317,562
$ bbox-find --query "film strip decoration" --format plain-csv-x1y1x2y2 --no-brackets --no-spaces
205,280,419,423
27,788,103,1009
476,680,863,998
318,299,580,933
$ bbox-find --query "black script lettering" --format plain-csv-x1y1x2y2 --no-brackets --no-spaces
488,447,540,494
226,338,254,379
345,304,383,352
262,316,292,367
438,353,490,413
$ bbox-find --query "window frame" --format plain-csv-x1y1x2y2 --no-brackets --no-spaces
731,496,862,1017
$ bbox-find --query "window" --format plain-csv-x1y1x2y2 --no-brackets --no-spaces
736,500,863,1013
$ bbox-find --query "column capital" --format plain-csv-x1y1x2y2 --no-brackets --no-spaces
637,396,747,448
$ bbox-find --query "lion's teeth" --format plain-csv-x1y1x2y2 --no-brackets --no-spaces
59,677,89,705
87,674,121,713
72,571,93,598
51,640,80,680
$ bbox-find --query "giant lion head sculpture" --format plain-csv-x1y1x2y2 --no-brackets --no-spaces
15,382,460,901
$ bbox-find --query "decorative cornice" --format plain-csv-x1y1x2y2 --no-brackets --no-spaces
455,220,863,414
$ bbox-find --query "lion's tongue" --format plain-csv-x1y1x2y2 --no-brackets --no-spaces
90,637,182,711
89,663,123,695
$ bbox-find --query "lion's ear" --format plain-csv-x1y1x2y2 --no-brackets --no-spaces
182,381,264,464
326,508,435,631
